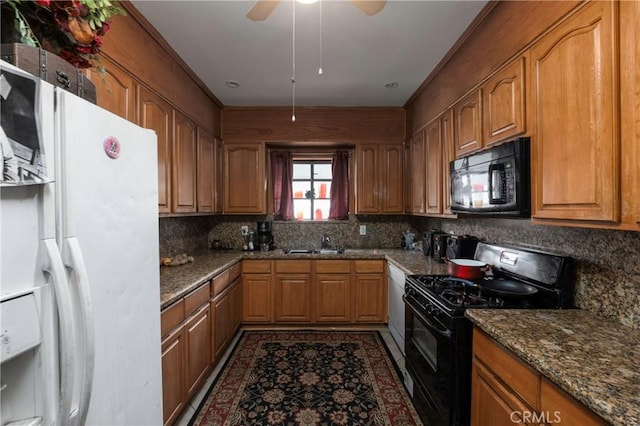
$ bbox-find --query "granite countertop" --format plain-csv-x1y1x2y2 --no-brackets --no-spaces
466,309,640,426
159,248,448,308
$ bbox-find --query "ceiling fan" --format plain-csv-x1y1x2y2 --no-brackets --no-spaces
246,0,387,21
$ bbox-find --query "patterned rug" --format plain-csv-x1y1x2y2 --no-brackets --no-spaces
190,330,422,425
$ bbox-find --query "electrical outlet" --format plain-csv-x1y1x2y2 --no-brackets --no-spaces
359,225,367,235
241,226,249,236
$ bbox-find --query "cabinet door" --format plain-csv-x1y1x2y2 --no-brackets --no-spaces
275,274,312,322
315,274,351,322
409,131,426,214
454,89,483,157
529,1,618,222
197,128,215,213
355,145,380,213
441,109,455,215
224,144,266,213
89,56,137,122
184,305,211,399
380,144,404,213
212,291,230,361
229,277,243,334
242,273,272,322
161,326,186,426
139,87,172,214
214,137,224,213
539,378,606,426
483,55,526,145
172,110,198,213
404,142,412,213
353,274,386,323
424,118,442,215
471,359,536,426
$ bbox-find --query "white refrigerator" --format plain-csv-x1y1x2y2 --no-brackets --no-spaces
1,61,163,425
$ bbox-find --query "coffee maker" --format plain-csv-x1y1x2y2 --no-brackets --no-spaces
257,221,274,251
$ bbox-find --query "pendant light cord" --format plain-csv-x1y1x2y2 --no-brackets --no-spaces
318,0,323,75
291,1,296,122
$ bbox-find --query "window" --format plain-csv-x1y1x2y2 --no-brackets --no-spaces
292,160,332,220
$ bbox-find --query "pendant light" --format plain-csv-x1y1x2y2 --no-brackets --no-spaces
318,0,323,75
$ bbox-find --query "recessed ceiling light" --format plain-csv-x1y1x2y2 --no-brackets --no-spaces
385,81,399,89
297,0,318,4
226,80,240,88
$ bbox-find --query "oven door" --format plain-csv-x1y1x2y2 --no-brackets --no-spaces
403,296,471,426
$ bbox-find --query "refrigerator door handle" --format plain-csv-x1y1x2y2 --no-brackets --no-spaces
64,237,95,426
42,238,75,426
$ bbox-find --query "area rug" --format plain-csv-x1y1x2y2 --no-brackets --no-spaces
190,330,422,425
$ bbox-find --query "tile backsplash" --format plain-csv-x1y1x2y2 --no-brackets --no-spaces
419,217,640,330
160,215,640,329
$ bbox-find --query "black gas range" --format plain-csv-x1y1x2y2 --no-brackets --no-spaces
403,242,574,426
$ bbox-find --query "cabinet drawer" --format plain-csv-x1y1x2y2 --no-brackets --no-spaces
354,260,385,274
184,282,211,318
243,260,271,273
315,260,352,274
212,270,230,296
228,262,241,281
275,260,312,273
161,299,184,337
473,328,539,407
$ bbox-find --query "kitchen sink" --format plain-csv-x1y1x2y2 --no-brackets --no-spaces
284,248,345,255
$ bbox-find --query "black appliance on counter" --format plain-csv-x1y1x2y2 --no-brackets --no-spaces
257,221,274,250
432,232,449,262
446,235,480,260
450,137,530,217
403,242,574,426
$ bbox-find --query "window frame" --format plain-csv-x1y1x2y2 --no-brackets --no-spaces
292,158,332,221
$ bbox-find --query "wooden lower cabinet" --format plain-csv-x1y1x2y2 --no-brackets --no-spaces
161,326,186,426
184,305,211,399
242,273,273,322
160,283,210,426
315,274,351,322
275,274,312,322
212,289,231,361
471,328,606,426
353,274,387,322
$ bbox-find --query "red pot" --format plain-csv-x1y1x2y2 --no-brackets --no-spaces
444,258,491,281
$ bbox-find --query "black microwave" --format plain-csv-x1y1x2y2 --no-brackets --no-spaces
450,137,530,217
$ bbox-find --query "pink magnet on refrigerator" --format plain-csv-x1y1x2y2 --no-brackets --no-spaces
103,136,121,159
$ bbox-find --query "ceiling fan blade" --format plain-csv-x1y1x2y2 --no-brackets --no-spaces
246,0,280,21
351,0,387,16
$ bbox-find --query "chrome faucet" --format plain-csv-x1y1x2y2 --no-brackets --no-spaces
321,233,331,249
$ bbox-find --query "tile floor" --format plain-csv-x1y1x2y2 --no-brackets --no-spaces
175,326,408,426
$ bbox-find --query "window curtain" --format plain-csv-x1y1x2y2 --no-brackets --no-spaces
329,150,349,219
271,151,294,220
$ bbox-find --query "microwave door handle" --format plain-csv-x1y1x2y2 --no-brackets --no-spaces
488,164,503,204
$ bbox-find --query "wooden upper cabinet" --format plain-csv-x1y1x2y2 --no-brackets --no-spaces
224,143,266,214
214,138,224,213
529,1,619,222
355,145,379,213
138,87,172,214
404,142,412,213
409,131,426,214
172,111,198,213
441,109,455,215
380,144,404,213
483,55,526,146
197,128,215,213
424,118,442,215
89,56,136,122
355,144,403,214
454,89,483,157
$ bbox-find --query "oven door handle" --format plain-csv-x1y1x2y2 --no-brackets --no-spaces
403,296,451,338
